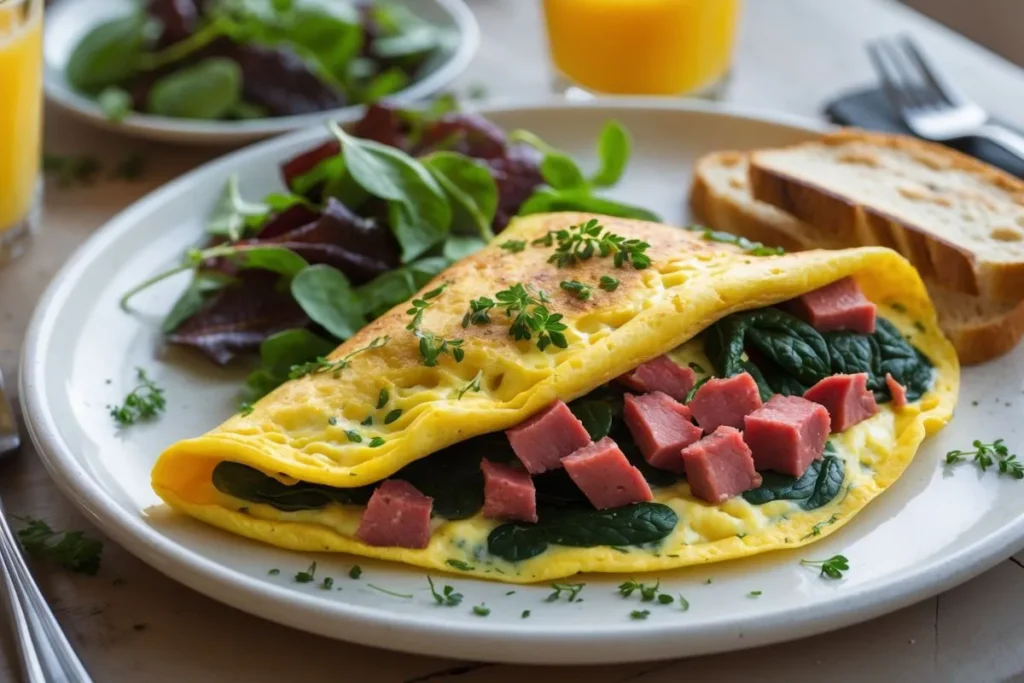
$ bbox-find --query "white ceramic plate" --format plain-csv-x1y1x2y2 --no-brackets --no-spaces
44,0,479,145
21,100,1024,664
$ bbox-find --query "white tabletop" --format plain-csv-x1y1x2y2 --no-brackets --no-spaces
3,1,1024,681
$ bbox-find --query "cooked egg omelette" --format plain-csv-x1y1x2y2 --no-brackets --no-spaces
152,212,958,583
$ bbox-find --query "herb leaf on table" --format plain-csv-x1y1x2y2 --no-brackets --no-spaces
16,517,103,576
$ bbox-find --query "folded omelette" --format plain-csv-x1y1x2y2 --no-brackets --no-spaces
153,212,958,583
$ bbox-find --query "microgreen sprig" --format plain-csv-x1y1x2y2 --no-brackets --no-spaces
800,555,850,580
455,371,483,400
462,297,495,327
945,439,1023,479
108,368,166,427
546,582,585,602
540,219,651,269
559,280,591,301
427,577,463,606
288,336,389,380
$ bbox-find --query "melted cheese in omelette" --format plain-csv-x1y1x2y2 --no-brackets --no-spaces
152,213,959,583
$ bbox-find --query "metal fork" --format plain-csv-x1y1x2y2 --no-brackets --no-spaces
0,369,93,683
867,35,1024,162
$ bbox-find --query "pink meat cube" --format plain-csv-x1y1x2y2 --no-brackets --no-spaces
680,426,763,504
481,459,537,523
786,277,876,334
506,401,592,474
562,437,654,510
804,372,879,432
356,480,433,549
623,392,702,473
688,372,763,433
617,355,696,402
743,395,831,476
886,373,908,409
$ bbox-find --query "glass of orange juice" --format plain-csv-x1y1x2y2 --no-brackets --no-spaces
0,0,43,265
542,0,741,98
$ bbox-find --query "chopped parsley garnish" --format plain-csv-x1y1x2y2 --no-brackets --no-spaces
368,437,386,448
748,590,762,597
289,336,389,380
630,610,650,620
599,275,619,292
16,517,103,576
455,371,483,400
559,280,592,301
321,577,335,590
239,401,255,416
384,409,402,425
705,578,713,584
462,297,495,327
618,578,662,602
945,439,1023,479
367,584,413,599
427,577,463,606
268,568,280,576
472,604,490,617
686,225,784,256
800,554,850,580
345,430,362,443
542,218,652,269
657,594,674,605
521,610,531,618
349,565,362,579
108,368,166,427
505,590,516,596
499,239,527,253
678,596,690,612
328,416,338,426
802,513,841,540
406,285,447,331
546,582,585,602
295,562,317,583
446,559,474,571
376,389,389,409
913,321,926,332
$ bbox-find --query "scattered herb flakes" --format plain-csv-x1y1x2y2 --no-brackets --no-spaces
630,610,650,620
455,371,483,400
321,576,335,590
289,336,389,380
108,368,166,427
368,437,386,448
945,439,1023,479
546,582,585,602
349,565,363,580
446,559,474,571
705,578,713,584
15,517,103,576
367,584,413,599
617,578,661,602
384,409,403,425
559,279,592,301
239,401,255,416
377,388,390,409
406,284,447,331
472,603,490,617
678,596,690,612
428,577,464,607
657,594,674,605
891,303,907,313
599,275,619,292
800,554,850,580
802,513,841,540
361,416,374,426
505,590,516,596
462,297,496,327
521,610,531,618
748,590,762,598
609,546,630,554
294,562,317,584
499,239,527,253
328,416,338,426
268,568,280,576
345,430,363,443
913,321,926,332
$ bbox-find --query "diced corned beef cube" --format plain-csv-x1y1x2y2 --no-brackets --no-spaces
786,276,877,334
680,426,762,504
481,459,537,523
743,395,830,476
506,401,592,474
688,372,763,432
356,480,433,549
804,373,879,432
562,437,653,510
617,355,696,402
623,392,701,473
886,373,908,409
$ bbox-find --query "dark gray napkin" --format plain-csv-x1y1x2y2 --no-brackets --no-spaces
823,87,1024,179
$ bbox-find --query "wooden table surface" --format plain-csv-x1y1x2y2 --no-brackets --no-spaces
4,1,1024,681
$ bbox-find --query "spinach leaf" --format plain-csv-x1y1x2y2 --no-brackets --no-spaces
290,265,365,340
162,271,237,334
147,58,243,120
96,86,132,123
533,470,589,507
569,400,614,441
443,236,487,262
361,67,409,102
357,256,449,319
872,319,934,401
212,462,375,510
742,444,845,510
66,14,150,92
487,503,678,562
823,331,879,382
244,328,336,399
590,120,631,187
517,188,661,222
233,245,308,277
207,174,270,241
421,152,498,240
329,121,450,262
740,360,775,402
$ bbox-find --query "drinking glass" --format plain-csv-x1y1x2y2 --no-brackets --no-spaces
542,0,741,98
0,0,43,265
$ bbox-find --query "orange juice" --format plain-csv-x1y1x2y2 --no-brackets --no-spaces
0,0,43,241
542,0,740,96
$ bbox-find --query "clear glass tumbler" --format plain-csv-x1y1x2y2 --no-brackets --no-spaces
0,0,43,265
542,0,741,99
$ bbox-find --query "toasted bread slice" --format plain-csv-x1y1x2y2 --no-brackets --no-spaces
748,130,1024,303
690,150,1024,365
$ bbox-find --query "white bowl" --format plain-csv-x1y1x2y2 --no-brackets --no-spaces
44,0,480,145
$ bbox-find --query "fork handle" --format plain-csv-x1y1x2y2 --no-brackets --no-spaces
0,501,93,683
976,123,1024,164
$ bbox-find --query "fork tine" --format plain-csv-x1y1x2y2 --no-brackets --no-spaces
879,36,941,109
868,40,914,112
898,35,962,105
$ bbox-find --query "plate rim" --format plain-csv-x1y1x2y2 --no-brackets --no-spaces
21,97,1024,664
42,0,481,144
